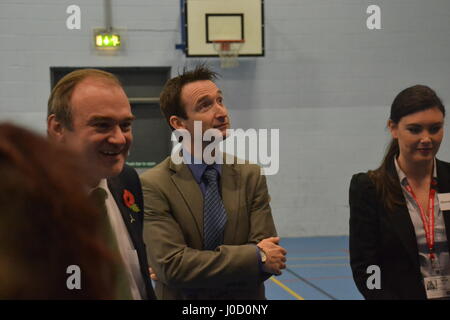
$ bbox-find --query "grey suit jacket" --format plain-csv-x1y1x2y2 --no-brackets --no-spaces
140,155,277,299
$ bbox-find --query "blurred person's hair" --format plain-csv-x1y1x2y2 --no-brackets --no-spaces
159,64,219,129
0,123,125,299
47,69,122,130
368,85,445,212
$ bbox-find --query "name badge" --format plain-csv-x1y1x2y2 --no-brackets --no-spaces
424,275,450,299
437,193,450,211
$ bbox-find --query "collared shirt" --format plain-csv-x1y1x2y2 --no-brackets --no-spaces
183,150,264,272
183,149,222,195
96,179,147,300
394,158,450,278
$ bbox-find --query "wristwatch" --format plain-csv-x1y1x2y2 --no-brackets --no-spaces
258,247,267,263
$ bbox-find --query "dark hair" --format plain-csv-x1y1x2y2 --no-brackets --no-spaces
159,65,219,129
48,69,122,130
368,85,445,212
0,123,124,299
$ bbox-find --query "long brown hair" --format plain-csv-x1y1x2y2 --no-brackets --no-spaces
368,85,445,212
0,123,124,299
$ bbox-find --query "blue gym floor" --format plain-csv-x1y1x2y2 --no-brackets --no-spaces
265,236,363,300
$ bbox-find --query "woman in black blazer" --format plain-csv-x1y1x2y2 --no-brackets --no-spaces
349,85,450,299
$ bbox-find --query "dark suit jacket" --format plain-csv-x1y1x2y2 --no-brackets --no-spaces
349,159,450,299
107,164,156,300
140,156,277,300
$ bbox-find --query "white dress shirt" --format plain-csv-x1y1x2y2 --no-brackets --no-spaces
394,158,450,278
98,179,147,300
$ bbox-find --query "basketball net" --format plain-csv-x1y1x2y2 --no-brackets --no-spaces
212,40,244,68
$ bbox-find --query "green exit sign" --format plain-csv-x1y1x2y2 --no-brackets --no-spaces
95,33,121,48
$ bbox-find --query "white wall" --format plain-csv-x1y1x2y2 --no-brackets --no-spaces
1,0,450,236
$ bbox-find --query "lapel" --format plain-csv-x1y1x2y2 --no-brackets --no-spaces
168,155,241,244
387,159,450,266
385,165,420,265
386,201,419,265
107,177,140,250
169,158,204,239
221,162,240,244
435,159,450,251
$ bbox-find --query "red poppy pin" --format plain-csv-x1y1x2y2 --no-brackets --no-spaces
123,189,140,213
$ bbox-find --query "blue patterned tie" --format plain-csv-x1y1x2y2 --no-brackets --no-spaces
203,166,227,250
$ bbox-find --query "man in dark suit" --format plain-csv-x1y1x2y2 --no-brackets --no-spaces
140,66,287,299
47,69,156,300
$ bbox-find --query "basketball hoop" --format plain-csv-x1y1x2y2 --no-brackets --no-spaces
212,40,244,68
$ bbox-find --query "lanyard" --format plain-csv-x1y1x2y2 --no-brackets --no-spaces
404,180,437,261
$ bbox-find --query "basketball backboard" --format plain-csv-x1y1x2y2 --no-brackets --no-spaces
184,0,264,57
